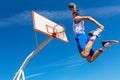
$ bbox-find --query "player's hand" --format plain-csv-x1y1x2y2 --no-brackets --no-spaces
99,25,104,31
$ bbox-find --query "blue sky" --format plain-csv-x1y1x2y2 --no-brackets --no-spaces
0,0,120,80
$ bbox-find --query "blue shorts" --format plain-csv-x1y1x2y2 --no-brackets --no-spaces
75,34,94,56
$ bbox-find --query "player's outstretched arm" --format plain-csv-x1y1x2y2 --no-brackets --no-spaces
88,16,104,31
82,16,104,31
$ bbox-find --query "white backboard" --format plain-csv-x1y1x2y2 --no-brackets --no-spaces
32,11,68,43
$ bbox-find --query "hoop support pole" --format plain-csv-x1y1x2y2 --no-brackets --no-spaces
13,36,53,80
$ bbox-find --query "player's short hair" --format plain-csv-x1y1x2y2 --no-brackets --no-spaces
72,10,80,16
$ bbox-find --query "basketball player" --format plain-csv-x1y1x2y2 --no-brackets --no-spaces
68,3,119,62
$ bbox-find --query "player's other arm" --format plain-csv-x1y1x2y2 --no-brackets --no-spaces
77,16,104,31
84,16,104,31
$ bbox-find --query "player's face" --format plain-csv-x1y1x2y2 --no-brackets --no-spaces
72,13,76,18
69,7,74,10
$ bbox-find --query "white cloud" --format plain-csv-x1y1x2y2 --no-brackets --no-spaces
20,55,85,80
0,11,32,27
38,10,71,20
80,6,120,17
25,73,44,79
0,10,70,27
19,72,44,80
0,6,120,27
38,55,86,69
20,56,85,80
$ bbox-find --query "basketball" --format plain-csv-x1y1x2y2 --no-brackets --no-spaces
68,3,76,10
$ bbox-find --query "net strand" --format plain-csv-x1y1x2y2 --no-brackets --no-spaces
46,24,65,39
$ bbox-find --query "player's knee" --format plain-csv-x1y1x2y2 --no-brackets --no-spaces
85,56,94,63
87,58,94,63
87,59,94,63
80,51,89,58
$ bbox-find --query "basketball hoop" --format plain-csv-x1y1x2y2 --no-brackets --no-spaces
46,24,65,40
13,11,68,80
33,11,68,42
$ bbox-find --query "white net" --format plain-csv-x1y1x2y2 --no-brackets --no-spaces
53,25,65,39
46,24,65,39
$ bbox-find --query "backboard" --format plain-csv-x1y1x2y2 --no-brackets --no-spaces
32,11,68,43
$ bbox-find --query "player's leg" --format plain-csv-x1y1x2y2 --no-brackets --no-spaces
86,49,102,62
75,34,89,57
88,28,103,37
84,36,97,55
87,40,119,62
84,28,103,56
